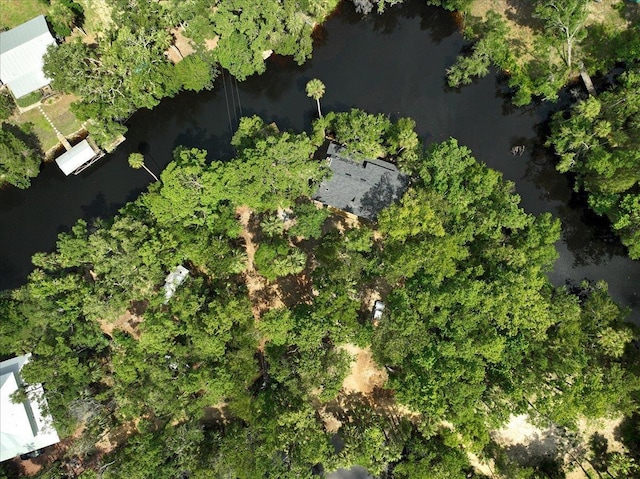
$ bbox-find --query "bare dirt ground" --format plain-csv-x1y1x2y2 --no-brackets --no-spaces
94,419,139,454
339,344,387,395
165,27,197,63
317,344,420,433
322,207,361,234
205,36,220,51
12,425,86,476
97,310,142,340
202,401,231,425
236,206,285,322
482,414,628,478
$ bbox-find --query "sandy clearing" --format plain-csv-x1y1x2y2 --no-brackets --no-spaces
339,344,387,395
97,310,142,340
486,414,628,478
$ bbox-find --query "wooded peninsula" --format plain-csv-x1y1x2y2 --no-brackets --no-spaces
1,1,640,478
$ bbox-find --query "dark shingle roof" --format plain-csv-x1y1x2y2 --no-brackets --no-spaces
313,143,408,220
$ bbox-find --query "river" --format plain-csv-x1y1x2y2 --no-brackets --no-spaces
1,0,638,327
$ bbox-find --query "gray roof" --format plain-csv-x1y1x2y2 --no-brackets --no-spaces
0,16,56,98
313,143,408,220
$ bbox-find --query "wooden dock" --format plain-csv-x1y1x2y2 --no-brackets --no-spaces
580,68,597,96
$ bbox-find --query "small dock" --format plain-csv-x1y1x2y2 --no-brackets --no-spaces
580,67,597,96
54,138,104,176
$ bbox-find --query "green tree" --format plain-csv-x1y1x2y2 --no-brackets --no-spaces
534,0,589,69
393,430,471,479
260,213,286,237
2,113,639,479
128,152,160,182
258,308,295,347
47,0,84,39
254,239,307,280
0,92,15,121
0,122,42,189
288,201,330,240
171,54,217,92
305,78,325,118
548,69,640,257
326,109,392,159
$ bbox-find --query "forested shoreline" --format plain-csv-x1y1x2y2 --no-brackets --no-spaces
1,110,639,478
2,1,640,476
3,0,639,262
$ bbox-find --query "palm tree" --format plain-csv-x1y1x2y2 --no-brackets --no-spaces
260,214,285,237
305,79,325,118
128,152,159,182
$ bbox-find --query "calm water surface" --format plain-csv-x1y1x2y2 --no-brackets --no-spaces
0,1,638,323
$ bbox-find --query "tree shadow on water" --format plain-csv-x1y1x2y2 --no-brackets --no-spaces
173,127,235,161
523,138,624,266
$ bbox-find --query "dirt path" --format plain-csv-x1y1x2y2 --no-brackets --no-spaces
317,344,420,433
485,414,628,479
236,207,284,323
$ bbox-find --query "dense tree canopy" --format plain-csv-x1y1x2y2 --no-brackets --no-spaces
39,0,340,146
0,122,43,189
548,69,640,258
1,110,638,477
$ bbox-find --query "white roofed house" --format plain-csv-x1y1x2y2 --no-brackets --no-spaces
0,16,57,99
0,354,60,462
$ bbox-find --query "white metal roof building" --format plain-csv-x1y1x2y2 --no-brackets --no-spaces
0,355,60,462
55,140,99,176
0,15,56,98
163,265,190,303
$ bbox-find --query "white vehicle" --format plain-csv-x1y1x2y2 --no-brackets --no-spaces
373,300,385,320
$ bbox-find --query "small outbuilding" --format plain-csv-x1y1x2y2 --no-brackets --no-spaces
0,15,56,99
55,139,102,176
163,265,190,303
313,143,408,220
0,354,60,462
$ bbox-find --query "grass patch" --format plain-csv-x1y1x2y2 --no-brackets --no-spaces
0,0,49,30
76,0,113,33
17,94,83,152
19,108,55,151
15,91,43,108
467,0,632,74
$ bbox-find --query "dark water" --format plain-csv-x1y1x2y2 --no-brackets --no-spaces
0,1,638,324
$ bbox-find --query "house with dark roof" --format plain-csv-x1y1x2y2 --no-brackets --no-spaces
313,143,408,220
0,16,56,99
